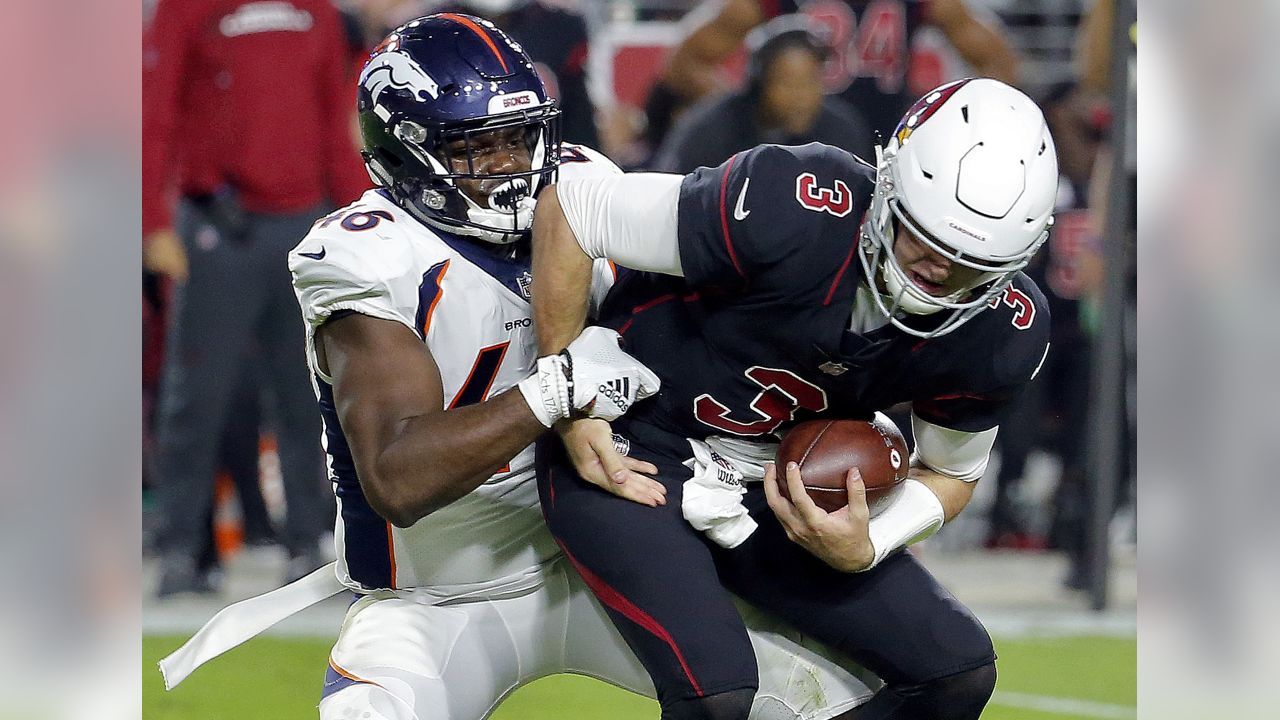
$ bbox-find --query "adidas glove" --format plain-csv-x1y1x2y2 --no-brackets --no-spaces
518,326,661,427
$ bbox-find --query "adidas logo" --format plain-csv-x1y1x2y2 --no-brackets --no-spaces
608,377,630,397
597,377,631,408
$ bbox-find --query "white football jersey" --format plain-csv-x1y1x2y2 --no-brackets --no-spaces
289,144,621,596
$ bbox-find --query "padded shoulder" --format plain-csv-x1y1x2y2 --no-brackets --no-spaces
289,190,449,332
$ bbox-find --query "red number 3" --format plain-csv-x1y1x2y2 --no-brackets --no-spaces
694,367,829,436
795,173,853,217
988,286,1035,330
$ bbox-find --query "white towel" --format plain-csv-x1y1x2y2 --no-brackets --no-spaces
705,435,779,481
158,562,345,690
681,440,758,548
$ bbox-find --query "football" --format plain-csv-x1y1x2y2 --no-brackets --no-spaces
774,413,910,512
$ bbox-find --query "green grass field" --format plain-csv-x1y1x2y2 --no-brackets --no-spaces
143,634,1134,719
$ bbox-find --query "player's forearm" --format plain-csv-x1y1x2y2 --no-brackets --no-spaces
934,0,1020,86
370,390,545,527
971,43,1019,86
908,463,977,522
531,186,594,355
660,0,761,100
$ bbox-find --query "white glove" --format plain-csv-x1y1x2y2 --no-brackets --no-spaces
518,326,661,427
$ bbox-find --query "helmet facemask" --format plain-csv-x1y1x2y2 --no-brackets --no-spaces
387,105,561,245
858,146,1050,338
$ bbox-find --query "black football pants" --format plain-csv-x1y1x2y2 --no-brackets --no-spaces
537,432,996,711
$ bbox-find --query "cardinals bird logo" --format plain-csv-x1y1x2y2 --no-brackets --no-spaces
893,77,972,146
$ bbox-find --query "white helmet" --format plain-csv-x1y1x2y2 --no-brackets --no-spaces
858,78,1058,338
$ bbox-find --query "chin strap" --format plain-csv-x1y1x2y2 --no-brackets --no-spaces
415,204,526,245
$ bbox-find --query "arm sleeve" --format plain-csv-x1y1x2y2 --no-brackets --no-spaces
557,173,686,275
910,414,999,482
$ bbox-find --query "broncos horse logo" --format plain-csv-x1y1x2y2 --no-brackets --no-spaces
361,50,441,115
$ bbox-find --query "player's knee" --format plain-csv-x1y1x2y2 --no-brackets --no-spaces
891,662,997,720
319,682,420,720
933,662,997,718
661,687,756,720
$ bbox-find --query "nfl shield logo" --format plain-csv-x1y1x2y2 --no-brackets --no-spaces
517,272,534,300
611,433,630,456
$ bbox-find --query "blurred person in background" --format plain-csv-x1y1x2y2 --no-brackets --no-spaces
143,285,280,565
143,0,370,595
1063,0,1137,594
653,14,873,173
985,80,1106,563
644,0,1018,157
214,363,280,549
160,14,878,718
172,364,282,567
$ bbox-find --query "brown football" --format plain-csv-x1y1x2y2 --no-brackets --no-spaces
775,413,910,512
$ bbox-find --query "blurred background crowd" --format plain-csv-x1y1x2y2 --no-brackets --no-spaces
141,0,1135,613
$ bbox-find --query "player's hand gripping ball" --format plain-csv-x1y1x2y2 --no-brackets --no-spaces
775,413,910,512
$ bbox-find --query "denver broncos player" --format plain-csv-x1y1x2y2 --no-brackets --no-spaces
532,78,1055,719
160,14,878,720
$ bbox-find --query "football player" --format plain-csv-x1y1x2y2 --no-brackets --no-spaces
160,14,877,720
531,78,1056,720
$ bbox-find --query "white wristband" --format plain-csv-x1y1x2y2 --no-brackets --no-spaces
861,479,946,572
516,354,570,428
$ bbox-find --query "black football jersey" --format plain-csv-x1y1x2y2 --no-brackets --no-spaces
597,143,1050,446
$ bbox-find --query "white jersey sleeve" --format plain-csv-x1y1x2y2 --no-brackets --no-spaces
290,197,428,331
558,172,684,275
557,143,623,182
910,413,999,482
289,191,445,379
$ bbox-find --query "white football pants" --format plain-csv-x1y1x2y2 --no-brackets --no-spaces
319,556,876,720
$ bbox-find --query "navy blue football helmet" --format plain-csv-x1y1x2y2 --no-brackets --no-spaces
358,14,561,244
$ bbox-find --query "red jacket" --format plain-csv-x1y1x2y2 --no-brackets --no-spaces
143,0,368,236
